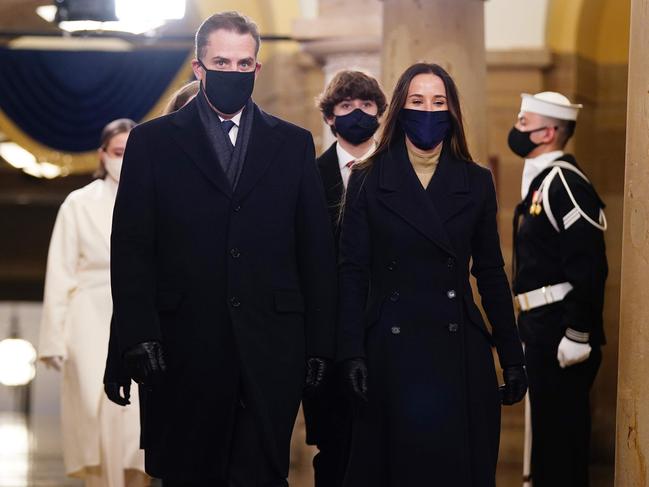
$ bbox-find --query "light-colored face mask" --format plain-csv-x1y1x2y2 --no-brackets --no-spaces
103,156,123,182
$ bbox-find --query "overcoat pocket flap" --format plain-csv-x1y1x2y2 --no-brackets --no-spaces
274,290,305,313
155,291,183,311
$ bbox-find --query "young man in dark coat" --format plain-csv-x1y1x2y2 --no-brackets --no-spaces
509,91,608,487
304,70,387,487
315,70,387,234
104,11,337,486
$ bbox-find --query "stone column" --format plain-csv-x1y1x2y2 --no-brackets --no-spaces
614,0,649,485
381,0,488,164
293,0,383,149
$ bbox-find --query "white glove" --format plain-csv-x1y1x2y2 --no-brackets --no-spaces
557,337,591,369
41,356,64,371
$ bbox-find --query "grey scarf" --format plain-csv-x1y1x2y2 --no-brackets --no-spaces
196,88,254,189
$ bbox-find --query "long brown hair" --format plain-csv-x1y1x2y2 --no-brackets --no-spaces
359,63,473,169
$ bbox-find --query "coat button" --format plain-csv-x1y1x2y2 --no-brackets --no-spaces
447,257,455,269
387,260,397,271
448,323,459,333
230,297,241,308
391,326,401,335
230,248,241,258
233,204,241,212
389,291,400,303
447,290,457,299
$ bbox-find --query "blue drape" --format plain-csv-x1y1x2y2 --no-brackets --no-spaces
0,48,189,152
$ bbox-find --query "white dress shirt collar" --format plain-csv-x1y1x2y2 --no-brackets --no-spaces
218,111,243,146
218,111,242,126
337,141,377,189
336,142,356,171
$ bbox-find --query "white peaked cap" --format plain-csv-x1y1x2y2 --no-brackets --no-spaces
520,91,583,121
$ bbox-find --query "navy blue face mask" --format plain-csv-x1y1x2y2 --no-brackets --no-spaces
333,108,380,145
198,59,255,115
398,109,451,151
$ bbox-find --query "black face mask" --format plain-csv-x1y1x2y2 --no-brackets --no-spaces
398,109,450,151
198,60,255,115
333,108,379,145
507,126,548,158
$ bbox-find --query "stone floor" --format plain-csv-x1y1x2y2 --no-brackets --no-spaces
0,412,614,487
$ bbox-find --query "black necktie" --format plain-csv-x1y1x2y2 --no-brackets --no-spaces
221,120,236,147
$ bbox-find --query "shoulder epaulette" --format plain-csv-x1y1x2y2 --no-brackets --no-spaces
538,161,607,233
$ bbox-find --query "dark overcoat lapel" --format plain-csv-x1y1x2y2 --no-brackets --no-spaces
170,99,232,198
427,144,473,223
376,140,463,256
318,143,344,200
171,101,284,201
234,106,283,201
316,142,345,232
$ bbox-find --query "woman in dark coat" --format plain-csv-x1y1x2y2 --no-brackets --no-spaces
338,63,527,487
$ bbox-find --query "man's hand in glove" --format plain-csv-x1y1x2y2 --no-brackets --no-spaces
123,341,166,386
557,336,591,369
500,365,528,406
304,357,332,398
342,357,368,403
104,381,131,406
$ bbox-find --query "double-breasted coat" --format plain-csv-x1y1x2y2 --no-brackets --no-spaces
39,178,144,477
337,139,524,487
109,99,337,481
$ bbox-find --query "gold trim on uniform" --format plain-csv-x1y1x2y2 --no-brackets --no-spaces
529,190,543,216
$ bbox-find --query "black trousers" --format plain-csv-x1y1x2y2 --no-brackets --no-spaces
303,367,352,487
163,399,286,487
526,343,602,487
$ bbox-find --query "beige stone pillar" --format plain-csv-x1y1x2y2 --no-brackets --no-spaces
293,0,383,149
382,0,488,164
615,1,649,485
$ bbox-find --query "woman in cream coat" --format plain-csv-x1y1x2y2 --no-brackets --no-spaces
39,119,149,487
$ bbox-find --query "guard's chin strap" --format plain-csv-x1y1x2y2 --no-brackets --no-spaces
538,161,607,233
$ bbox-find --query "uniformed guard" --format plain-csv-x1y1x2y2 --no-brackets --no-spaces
509,91,608,487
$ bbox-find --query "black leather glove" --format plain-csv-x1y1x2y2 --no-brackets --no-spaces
104,381,131,406
304,357,332,398
342,357,368,403
500,365,528,406
123,341,167,386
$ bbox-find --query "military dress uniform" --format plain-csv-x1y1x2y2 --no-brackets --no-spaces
513,151,608,487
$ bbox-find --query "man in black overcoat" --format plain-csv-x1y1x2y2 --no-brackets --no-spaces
509,91,608,487
104,11,337,486
305,70,386,487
